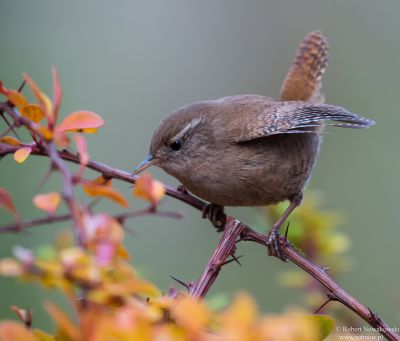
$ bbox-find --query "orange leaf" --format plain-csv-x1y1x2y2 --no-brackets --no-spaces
37,126,53,141
33,192,61,215
52,66,62,123
20,104,45,123
13,147,32,163
23,73,53,123
7,90,28,109
56,111,104,133
1,136,22,146
83,176,112,194
133,173,165,204
0,321,36,341
0,188,19,219
83,178,128,208
172,297,211,332
45,302,79,340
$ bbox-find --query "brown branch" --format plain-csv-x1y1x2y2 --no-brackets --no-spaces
0,208,183,234
0,101,398,340
189,217,245,298
241,228,400,341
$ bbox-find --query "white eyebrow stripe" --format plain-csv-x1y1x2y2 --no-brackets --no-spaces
169,117,202,142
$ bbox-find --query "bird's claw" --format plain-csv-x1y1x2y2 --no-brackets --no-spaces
266,228,288,262
202,204,226,231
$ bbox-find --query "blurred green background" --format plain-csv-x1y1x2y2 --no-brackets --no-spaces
1,0,399,331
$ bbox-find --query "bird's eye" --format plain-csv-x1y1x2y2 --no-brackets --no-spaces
170,139,182,151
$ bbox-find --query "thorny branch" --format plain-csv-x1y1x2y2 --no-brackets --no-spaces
0,101,398,341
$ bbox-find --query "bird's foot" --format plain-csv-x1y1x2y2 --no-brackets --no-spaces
202,204,226,231
266,228,288,262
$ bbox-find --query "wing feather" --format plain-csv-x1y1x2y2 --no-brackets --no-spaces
232,102,375,142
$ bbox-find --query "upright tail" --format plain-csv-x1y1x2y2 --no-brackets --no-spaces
280,30,329,103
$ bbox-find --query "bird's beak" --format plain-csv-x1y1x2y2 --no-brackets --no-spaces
133,154,157,175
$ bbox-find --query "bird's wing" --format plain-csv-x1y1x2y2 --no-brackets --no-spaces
231,102,375,143
280,30,328,102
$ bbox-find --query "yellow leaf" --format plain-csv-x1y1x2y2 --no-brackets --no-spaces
20,104,45,123
7,90,28,109
220,292,257,331
133,173,165,204
13,147,32,163
56,111,104,133
0,321,36,341
0,136,23,146
33,192,61,215
24,73,54,122
33,329,56,341
260,310,320,341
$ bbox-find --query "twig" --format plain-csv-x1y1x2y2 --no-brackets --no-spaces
0,101,398,340
189,217,245,298
241,228,400,341
0,208,183,233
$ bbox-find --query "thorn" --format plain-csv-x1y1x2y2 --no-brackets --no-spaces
314,297,333,314
177,185,188,194
327,292,338,301
284,222,290,241
221,255,244,267
169,275,189,290
87,198,101,211
17,80,26,93
35,167,54,191
121,224,137,236
367,308,381,323
1,113,21,140
320,265,330,272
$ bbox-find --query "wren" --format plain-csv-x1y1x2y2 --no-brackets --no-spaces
134,31,374,259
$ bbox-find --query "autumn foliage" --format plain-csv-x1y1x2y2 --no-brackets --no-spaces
0,71,379,340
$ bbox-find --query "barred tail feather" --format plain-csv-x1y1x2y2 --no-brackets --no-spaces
293,105,375,130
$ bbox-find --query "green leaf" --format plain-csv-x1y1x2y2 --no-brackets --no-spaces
308,314,335,340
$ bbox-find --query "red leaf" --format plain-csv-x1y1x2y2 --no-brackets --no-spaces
56,111,104,133
52,66,62,124
74,134,89,179
74,134,89,167
0,80,8,96
0,188,18,216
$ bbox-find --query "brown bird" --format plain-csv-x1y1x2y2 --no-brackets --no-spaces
134,31,374,259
